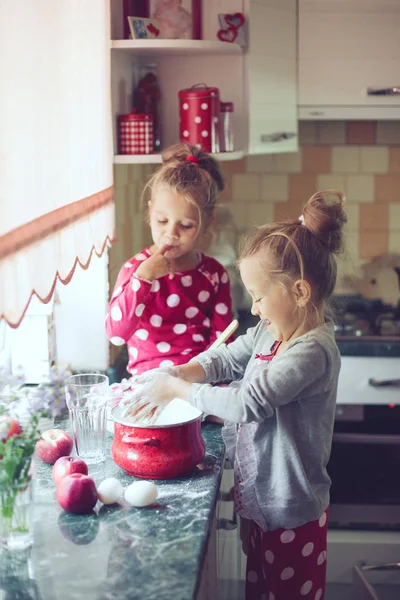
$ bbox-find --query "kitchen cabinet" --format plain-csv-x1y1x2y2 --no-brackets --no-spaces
110,0,298,163
298,0,400,120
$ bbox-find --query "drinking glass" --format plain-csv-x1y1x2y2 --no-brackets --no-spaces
65,374,109,464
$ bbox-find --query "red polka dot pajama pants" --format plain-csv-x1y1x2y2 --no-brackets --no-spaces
245,509,328,600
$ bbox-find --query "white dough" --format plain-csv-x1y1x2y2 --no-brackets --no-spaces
97,478,124,504
124,480,158,507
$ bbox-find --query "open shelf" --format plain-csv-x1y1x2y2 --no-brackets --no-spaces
114,151,245,164
111,39,243,57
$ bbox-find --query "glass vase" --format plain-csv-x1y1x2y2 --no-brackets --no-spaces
0,477,33,550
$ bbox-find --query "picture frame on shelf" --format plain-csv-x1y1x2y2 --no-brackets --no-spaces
149,0,202,40
127,16,161,39
217,13,246,47
123,1,151,38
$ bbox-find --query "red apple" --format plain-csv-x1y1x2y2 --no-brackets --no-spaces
52,456,88,485
56,473,98,514
35,429,73,464
0,416,22,442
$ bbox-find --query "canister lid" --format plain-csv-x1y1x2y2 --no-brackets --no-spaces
178,84,220,99
120,109,152,121
221,102,234,112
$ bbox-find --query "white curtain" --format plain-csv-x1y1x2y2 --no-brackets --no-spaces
0,0,114,327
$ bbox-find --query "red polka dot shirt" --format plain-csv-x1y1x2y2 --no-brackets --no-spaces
105,247,233,374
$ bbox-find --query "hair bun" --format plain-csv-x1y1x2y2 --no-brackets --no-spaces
160,142,224,192
302,189,347,254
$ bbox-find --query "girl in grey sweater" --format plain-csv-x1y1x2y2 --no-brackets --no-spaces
130,190,347,600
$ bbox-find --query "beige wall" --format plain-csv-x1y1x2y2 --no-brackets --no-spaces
110,120,400,299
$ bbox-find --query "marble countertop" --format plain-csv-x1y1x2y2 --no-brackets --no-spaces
0,423,225,600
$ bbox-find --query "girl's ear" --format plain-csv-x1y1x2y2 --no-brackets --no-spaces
293,279,312,307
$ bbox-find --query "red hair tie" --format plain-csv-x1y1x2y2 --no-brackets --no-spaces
186,155,199,165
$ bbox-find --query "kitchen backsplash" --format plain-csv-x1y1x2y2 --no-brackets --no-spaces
110,120,400,299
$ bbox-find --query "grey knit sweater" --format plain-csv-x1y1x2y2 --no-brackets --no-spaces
189,322,341,531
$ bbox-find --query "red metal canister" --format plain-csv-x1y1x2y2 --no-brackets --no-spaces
178,84,220,153
119,110,153,155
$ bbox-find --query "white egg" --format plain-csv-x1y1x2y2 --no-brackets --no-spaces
124,480,158,507
97,478,124,504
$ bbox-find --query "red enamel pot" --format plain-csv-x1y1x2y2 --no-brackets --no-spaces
110,404,205,479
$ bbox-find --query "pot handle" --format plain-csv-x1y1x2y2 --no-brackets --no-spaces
122,435,161,447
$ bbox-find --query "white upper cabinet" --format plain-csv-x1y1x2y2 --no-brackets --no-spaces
110,0,298,162
245,0,298,154
299,0,400,119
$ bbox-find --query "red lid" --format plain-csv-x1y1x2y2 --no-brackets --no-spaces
120,110,152,121
221,102,234,112
178,84,220,99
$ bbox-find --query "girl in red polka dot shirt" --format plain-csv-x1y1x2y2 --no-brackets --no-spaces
130,191,347,600
105,143,233,377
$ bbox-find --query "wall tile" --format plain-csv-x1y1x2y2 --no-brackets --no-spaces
317,174,346,193
344,205,360,232
346,175,374,203
318,121,346,145
219,159,246,203
360,147,389,173
261,175,289,201
388,204,400,231
247,203,274,227
274,201,303,222
229,201,249,230
335,246,364,294
298,121,317,145
218,178,233,204
359,231,388,259
360,205,388,231
377,122,400,145
302,146,331,173
375,174,400,203
288,174,317,202
222,159,246,179
332,147,360,173
232,174,261,201
246,155,274,173
389,148,400,173
388,231,400,253
273,151,302,173
343,231,360,268
346,121,376,145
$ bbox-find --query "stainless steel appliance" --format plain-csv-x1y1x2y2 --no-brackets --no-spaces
328,404,400,531
352,562,400,600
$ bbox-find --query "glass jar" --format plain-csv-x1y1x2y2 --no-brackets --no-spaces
133,64,161,152
219,102,234,152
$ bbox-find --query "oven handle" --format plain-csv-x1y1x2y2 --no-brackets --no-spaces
333,432,400,445
361,562,400,572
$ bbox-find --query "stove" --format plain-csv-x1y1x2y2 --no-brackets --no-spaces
329,296,400,359
331,295,400,338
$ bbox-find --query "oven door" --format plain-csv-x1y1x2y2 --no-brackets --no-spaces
352,563,400,600
328,409,400,530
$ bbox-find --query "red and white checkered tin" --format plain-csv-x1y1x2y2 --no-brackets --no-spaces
178,85,220,153
119,110,153,155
